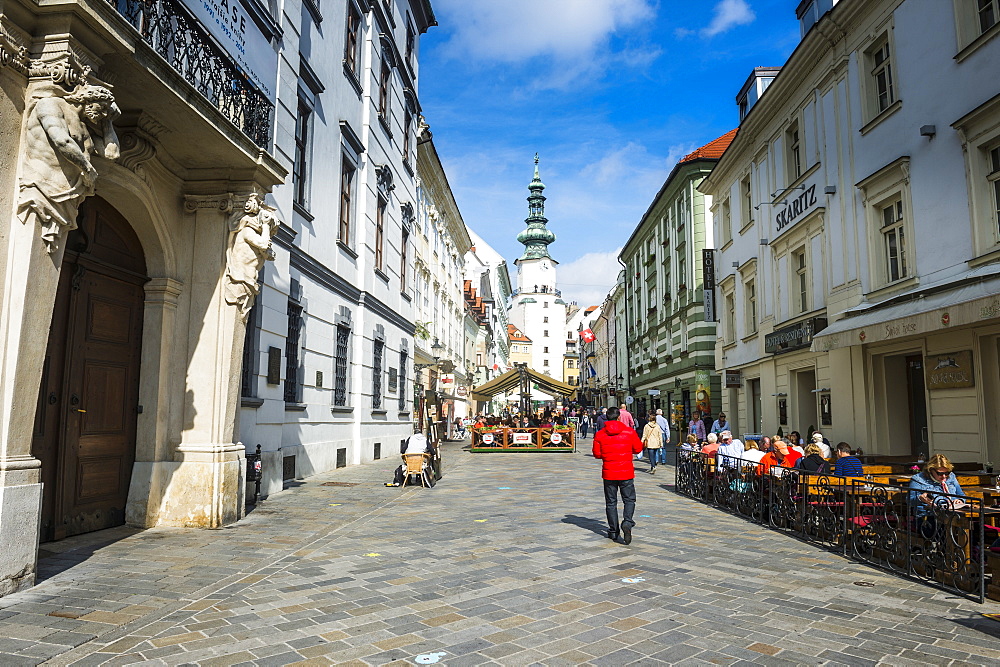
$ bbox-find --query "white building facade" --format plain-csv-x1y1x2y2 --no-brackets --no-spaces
239,0,436,497
701,0,1000,462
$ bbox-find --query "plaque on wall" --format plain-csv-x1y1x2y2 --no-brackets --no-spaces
725,370,742,388
267,346,281,384
924,350,974,389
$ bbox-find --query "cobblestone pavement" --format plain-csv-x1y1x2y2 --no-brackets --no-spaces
3,441,1000,666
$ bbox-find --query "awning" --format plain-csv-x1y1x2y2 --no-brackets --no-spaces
811,274,1000,352
471,367,578,402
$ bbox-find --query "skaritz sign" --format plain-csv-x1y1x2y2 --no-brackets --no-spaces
774,182,819,237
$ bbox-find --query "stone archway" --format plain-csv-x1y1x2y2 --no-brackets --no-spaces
32,196,147,542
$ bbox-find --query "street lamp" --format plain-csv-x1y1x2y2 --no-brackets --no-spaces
414,337,445,371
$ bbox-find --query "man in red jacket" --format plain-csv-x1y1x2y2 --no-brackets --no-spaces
593,406,643,544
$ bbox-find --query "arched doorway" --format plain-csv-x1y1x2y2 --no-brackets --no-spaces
32,196,147,542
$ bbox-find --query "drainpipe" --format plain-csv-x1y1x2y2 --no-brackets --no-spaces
617,256,631,398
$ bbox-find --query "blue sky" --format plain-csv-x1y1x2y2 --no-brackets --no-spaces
419,0,801,307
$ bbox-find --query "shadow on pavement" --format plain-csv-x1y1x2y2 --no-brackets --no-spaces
561,514,607,536
36,526,141,583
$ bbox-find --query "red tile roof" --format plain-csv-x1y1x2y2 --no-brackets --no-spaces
681,128,738,163
507,324,531,342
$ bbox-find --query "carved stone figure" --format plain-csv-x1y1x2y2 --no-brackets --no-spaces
17,82,120,253
225,193,278,320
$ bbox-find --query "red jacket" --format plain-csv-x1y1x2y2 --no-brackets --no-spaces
593,420,643,480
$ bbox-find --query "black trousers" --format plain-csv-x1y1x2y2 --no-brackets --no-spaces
604,478,636,532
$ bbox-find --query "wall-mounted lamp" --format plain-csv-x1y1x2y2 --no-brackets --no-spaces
759,238,769,246
824,185,837,195
771,392,788,397
731,261,740,268
810,387,832,393
920,124,936,139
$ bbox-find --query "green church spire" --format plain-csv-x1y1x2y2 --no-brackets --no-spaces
516,154,556,262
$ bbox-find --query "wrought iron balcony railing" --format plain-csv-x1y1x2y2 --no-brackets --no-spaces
110,0,273,148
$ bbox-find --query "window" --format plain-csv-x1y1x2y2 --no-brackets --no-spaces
405,21,415,67
400,228,409,291
403,107,412,163
543,330,549,337
720,198,732,246
284,302,303,403
567,331,572,339
858,157,914,289
543,316,548,323
293,100,312,207
880,198,908,282
793,248,808,314
372,339,384,409
979,0,999,33
677,251,686,289
543,359,549,367
567,360,574,368
378,57,391,121
865,35,896,118
745,279,757,334
740,175,753,229
344,3,362,76
543,301,548,308
544,346,549,353
375,196,386,272
334,325,350,406
990,145,1000,239
398,349,407,410
786,121,802,182
240,300,260,398
725,291,736,344
339,156,355,244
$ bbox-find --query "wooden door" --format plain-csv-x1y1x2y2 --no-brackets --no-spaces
32,197,146,541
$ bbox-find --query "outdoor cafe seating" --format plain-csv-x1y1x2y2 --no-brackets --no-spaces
675,448,1000,603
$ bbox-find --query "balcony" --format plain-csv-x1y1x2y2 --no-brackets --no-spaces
510,286,562,298
109,0,273,147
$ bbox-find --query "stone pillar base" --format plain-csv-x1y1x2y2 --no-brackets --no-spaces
127,443,246,528
0,482,42,596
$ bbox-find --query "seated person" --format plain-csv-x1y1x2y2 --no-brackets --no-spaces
909,454,967,515
716,431,745,469
680,434,700,451
797,443,829,473
758,439,802,476
386,431,432,486
832,442,864,476
701,432,720,458
740,439,766,464
811,432,832,458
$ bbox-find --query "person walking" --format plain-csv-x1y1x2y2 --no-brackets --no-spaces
593,407,643,544
655,408,671,468
580,412,591,439
594,406,609,433
688,411,706,445
618,403,635,430
641,413,664,474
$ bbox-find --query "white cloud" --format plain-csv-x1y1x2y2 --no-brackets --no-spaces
434,0,655,62
558,249,624,308
701,0,756,38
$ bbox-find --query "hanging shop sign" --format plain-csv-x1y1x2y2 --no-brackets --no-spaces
765,317,828,354
437,374,455,393
702,249,717,322
179,0,277,101
456,385,468,398
773,180,821,238
725,370,742,388
924,350,975,389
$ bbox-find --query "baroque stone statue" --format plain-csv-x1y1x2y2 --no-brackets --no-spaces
225,193,278,320
17,82,120,253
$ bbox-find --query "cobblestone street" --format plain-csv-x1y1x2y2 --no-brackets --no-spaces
3,441,1000,666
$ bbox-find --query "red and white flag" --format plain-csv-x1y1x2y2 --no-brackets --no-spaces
580,328,596,343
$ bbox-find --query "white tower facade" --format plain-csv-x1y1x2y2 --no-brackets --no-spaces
508,158,568,384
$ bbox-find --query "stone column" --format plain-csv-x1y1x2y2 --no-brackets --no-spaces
146,192,277,528
0,42,119,594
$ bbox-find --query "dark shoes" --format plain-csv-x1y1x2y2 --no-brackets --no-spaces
607,529,619,541
623,527,633,545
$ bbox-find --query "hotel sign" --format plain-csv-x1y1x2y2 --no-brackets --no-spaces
180,0,277,101
773,180,821,239
724,370,742,388
765,317,828,354
925,350,975,389
702,249,717,322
